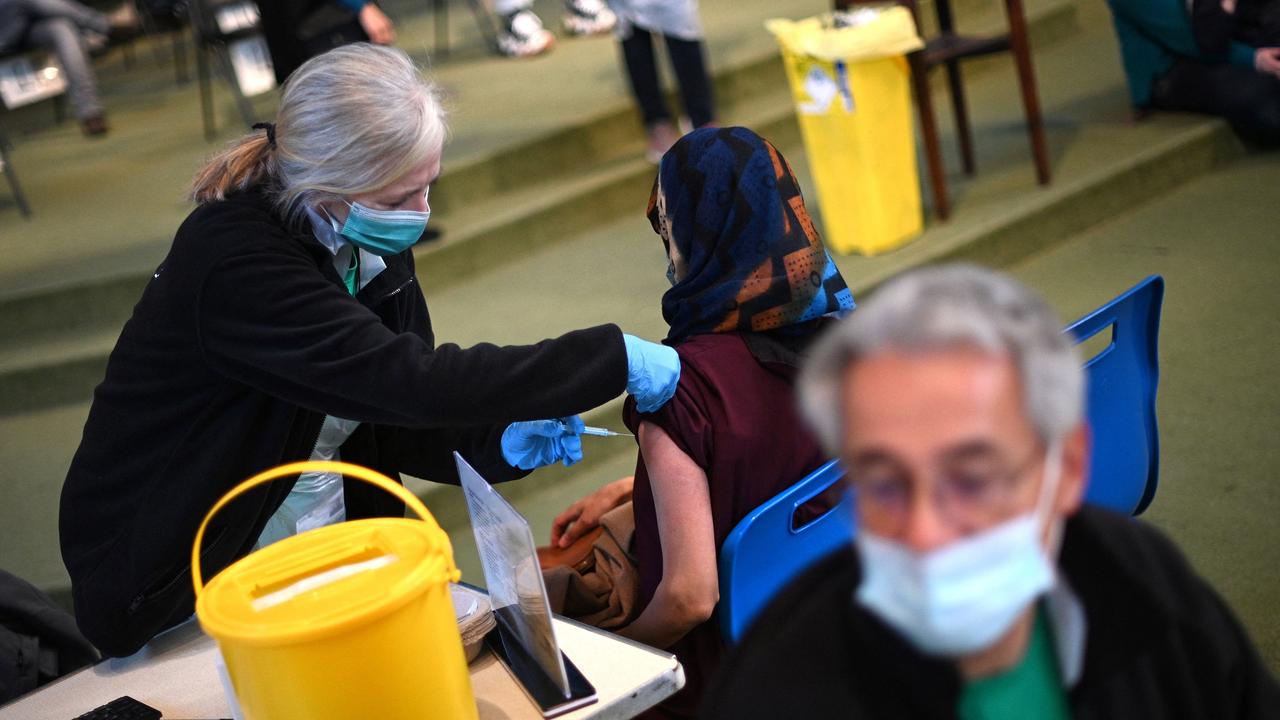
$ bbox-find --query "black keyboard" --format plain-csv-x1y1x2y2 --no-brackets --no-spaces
73,696,162,720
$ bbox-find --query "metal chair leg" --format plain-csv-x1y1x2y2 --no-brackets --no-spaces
434,0,450,58
0,140,32,219
173,27,190,84
197,42,216,140
467,0,501,54
213,45,256,130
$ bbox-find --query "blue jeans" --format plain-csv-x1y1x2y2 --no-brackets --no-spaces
0,0,109,119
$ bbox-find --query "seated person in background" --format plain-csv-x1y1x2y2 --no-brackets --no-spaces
550,126,855,719
703,265,1280,719
0,0,139,136
257,0,396,85
1191,0,1280,50
1107,0,1280,143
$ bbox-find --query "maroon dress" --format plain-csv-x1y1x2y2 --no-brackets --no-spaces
623,331,830,719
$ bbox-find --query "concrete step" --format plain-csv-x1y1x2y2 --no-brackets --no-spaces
6,0,1239,422
0,0,1077,343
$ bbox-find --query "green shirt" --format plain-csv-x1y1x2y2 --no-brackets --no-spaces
958,608,1070,720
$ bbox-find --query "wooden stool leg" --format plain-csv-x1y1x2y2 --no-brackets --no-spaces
946,60,976,175
1005,0,1051,185
909,53,950,220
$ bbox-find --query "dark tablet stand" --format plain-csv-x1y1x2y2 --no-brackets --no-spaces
485,607,598,718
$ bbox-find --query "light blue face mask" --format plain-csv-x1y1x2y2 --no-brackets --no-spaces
338,200,430,257
853,441,1064,657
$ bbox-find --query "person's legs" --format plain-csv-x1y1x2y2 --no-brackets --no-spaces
620,26,671,128
662,34,714,128
22,0,108,35
26,17,105,127
620,26,679,161
0,0,29,53
1151,59,1280,144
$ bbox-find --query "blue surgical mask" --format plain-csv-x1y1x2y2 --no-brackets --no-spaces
338,201,430,257
853,442,1063,657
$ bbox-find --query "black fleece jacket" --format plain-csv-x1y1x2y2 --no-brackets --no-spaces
59,187,628,657
703,506,1280,719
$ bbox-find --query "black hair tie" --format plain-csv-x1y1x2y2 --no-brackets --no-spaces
252,122,276,148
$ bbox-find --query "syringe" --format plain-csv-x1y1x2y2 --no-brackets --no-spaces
581,426,634,438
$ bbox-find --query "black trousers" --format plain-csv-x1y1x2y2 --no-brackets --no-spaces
619,26,714,129
1150,58,1280,144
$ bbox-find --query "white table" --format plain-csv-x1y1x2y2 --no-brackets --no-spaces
0,617,684,720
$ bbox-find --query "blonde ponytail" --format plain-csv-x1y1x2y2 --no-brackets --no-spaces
189,132,277,204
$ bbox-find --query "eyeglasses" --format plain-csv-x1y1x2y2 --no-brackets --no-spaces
847,446,1046,534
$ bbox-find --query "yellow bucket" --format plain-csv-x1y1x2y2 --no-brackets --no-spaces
192,461,477,720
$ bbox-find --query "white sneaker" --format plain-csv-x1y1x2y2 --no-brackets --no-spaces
498,9,556,58
645,121,680,164
563,0,616,35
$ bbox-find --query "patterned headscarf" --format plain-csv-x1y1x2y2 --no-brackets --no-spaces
648,126,855,345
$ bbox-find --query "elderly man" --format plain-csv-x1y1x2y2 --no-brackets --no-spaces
702,265,1279,719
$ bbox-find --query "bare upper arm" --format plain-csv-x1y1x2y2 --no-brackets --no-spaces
638,421,719,606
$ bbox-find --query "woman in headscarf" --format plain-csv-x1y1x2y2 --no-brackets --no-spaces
549,126,855,718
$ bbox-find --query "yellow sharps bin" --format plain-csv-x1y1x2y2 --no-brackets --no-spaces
192,461,477,720
767,9,924,256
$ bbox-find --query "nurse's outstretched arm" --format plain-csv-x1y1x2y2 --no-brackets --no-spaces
196,243,629,426
623,334,681,412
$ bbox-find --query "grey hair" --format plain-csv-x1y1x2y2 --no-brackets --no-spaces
798,264,1083,453
276,44,446,219
190,44,447,218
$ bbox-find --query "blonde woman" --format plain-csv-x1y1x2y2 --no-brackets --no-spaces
59,43,679,658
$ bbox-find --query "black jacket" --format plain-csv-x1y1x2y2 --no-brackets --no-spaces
703,507,1280,719
60,188,628,658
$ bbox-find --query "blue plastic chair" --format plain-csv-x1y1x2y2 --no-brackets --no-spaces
717,460,853,643
1067,275,1164,515
717,276,1165,643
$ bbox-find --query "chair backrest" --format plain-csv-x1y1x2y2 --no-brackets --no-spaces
1067,275,1164,515
717,460,853,643
716,276,1164,643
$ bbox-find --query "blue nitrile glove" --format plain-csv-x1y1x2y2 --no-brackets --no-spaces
501,416,586,470
623,334,681,413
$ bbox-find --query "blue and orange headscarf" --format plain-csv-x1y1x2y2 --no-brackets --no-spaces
648,126,855,345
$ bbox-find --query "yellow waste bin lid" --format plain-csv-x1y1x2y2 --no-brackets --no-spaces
192,462,461,649
198,517,455,647
767,7,923,63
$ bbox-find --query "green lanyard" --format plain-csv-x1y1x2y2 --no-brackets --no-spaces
343,247,361,296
